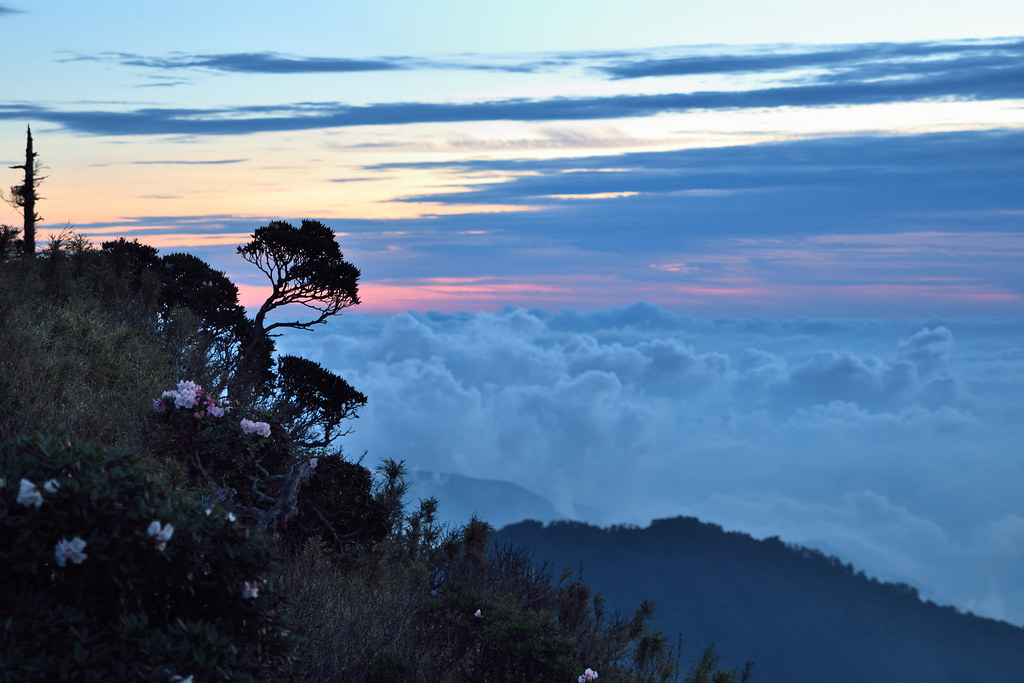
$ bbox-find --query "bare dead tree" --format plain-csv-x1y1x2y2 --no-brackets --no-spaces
4,125,45,257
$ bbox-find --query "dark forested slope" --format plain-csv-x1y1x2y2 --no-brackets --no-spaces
495,517,1024,682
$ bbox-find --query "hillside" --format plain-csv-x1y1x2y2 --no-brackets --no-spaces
0,236,706,682
496,517,1024,682
406,470,562,529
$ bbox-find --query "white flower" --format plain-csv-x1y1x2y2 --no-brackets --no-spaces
474,609,482,618
242,581,259,599
55,537,88,567
226,512,237,522
43,479,60,494
148,520,175,551
578,668,599,682
205,508,213,516
17,479,43,507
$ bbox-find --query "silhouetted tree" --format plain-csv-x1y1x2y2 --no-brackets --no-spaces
239,219,361,334
274,355,367,449
233,219,360,398
5,125,44,257
156,252,254,395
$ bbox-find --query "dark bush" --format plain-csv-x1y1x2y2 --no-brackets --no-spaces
283,454,388,555
0,435,299,681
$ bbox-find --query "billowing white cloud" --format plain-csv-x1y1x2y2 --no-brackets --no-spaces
277,304,1024,625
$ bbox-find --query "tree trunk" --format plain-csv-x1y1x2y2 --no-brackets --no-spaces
21,127,35,257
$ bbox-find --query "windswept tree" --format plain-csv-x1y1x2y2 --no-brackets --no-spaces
239,219,360,334
234,219,360,398
4,125,45,256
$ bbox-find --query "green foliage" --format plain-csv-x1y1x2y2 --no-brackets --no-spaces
0,435,299,681
151,380,388,557
152,382,292,508
0,257,167,453
281,511,682,682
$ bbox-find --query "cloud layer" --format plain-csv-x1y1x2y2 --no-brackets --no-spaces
8,38,1023,136
277,306,1024,625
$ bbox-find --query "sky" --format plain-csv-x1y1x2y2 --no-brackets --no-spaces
3,2,1024,625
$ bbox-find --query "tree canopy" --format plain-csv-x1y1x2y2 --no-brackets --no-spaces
237,219,360,337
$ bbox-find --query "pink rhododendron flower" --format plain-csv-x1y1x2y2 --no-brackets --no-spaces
148,520,175,551
161,380,204,410
17,479,42,507
156,381,229,417
242,581,259,599
578,668,599,682
54,537,88,567
240,418,271,437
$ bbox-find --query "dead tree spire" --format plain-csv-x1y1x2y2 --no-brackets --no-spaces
7,125,43,256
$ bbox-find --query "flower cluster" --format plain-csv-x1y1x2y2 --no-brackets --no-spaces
154,380,228,419
242,581,260,599
578,668,599,682
148,521,175,551
17,478,58,508
54,537,88,567
240,418,271,437
159,380,203,410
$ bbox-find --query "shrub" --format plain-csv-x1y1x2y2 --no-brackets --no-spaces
152,380,294,512
0,435,299,681
282,454,388,555
152,380,388,556
0,263,167,451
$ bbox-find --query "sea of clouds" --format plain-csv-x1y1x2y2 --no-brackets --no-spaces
276,303,1024,626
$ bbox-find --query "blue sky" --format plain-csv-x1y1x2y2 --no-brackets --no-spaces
2,2,1023,314
4,1,1024,626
